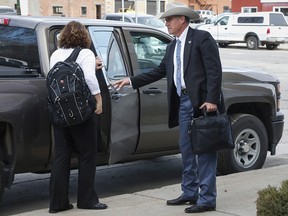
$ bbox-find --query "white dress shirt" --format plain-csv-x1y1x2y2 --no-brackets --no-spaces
174,26,189,90
50,48,101,95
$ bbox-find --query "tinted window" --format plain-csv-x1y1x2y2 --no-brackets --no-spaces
132,16,165,28
105,16,122,21
217,16,229,25
0,26,40,76
270,13,288,26
106,16,131,22
130,32,170,72
238,16,264,23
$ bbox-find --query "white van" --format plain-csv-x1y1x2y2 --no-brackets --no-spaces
197,12,288,50
102,13,168,34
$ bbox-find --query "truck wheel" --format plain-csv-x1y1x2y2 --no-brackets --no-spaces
266,44,278,50
218,43,228,48
246,36,258,50
217,114,268,175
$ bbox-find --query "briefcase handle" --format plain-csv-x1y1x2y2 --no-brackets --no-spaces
202,108,220,117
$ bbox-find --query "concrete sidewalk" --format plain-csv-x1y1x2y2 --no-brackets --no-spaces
13,164,288,216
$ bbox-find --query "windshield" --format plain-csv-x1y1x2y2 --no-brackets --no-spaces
132,16,165,28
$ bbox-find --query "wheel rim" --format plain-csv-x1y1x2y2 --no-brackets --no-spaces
247,39,255,49
233,128,261,169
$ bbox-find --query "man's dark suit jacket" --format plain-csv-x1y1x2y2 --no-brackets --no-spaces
131,27,223,128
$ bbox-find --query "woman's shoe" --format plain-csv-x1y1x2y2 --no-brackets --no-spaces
49,203,74,213
91,202,108,210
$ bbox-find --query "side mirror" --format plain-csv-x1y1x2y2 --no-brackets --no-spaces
205,19,211,24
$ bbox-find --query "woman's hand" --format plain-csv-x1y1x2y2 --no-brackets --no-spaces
94,93,103,114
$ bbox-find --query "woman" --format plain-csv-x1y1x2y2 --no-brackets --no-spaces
49,21,107,213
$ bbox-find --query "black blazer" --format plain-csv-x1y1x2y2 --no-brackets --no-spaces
131,27,223,128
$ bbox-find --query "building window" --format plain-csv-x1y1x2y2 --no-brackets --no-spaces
274,7,288,16
53,6,63,15
96,5,101,19
81,6,87,16
242,7,257,13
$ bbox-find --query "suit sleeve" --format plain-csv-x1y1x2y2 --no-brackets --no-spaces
199,31,222,104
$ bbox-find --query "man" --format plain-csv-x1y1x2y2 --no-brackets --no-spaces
113,3,223,213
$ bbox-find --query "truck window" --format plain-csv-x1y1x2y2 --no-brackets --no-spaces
0,26,40,76
270,14,288,26
89,28,127,79
217,16,229,25
130,32,170,73
105,16,131,22
238,16,264,24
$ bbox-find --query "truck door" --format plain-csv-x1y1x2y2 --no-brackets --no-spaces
122,29,179,153
88,27,139,164
215,15,230,41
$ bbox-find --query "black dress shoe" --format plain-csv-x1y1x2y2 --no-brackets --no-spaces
166,196,197,205
78,202,108,210
91,202,108,210
49,203,73,213
185,204,216,213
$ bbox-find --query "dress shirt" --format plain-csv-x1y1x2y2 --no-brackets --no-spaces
50,48,101,95
173,26,189,90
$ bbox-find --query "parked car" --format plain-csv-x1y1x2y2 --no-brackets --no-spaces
196,12,288,49
0,6,16,15
102,13,168,33
0,15,284,202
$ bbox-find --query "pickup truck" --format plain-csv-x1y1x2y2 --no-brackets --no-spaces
196,12,288,50
0,15,284,202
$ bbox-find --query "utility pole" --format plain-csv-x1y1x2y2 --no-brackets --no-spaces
16,0,21,15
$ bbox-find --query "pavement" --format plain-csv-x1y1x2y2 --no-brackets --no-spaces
12,164,288,216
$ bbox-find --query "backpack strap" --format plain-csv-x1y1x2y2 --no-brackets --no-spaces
65,47,82,63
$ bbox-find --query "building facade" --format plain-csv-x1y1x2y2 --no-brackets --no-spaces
186,0,231,14
0,0,231,18
231,0,288,15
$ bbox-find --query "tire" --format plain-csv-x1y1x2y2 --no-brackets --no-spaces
246,36,258,50
218,43,228,48
266,44,278,50
217,114,268,175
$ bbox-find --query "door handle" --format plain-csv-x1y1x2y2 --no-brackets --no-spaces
111,92,123,100
142,88,162,94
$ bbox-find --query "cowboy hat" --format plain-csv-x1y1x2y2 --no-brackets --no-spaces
159,2,199,20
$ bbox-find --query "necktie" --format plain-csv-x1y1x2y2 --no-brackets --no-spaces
176,39,182,96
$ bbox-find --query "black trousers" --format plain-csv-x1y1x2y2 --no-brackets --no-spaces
49,115,99,210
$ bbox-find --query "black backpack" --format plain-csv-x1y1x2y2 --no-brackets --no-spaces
46,47,96,127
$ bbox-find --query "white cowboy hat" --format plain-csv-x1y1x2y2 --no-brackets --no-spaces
158,2,199,20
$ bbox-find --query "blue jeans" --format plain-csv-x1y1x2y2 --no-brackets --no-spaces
178,94,217,207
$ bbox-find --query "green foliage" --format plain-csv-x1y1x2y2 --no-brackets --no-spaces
256,180,288,216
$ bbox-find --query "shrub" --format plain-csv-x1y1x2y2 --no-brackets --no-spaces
256,179,288,216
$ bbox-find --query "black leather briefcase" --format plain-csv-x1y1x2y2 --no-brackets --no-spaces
188,109,234,154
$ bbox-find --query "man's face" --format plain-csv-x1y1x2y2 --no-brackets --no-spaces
164,16,184,37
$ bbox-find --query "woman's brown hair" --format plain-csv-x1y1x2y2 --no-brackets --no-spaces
58,21,91,49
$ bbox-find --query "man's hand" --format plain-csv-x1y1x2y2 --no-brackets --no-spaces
200,102,217,113
112,78,130,90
